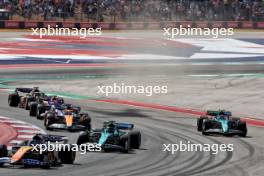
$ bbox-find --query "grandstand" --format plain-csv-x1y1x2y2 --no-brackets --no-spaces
0,0,263,22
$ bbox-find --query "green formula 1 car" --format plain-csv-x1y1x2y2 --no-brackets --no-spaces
197,110,247,137
77,121,141,153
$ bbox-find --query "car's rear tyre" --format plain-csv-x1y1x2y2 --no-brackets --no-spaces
77,132,90,145
0,145,8,166
81,116,91,131
25,98,31,110
29,103,37,116
202,120,210,136
59,146,76,164
80,113,90,122
40,154,51,169
197,116,208,132
37,106,46,120
129,130,141,149
238,122,247,137
8,94,20,107
44,113,55,130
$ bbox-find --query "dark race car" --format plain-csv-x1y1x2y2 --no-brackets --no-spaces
43,104,91,132
29,95,64,119
197,110,247,137
8,87,49,110
0,134,76,168
77,121,141,153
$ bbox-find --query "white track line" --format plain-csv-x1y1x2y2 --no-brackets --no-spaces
17,129,40,133
9,140,24,144
10,124,35,128
0,120,26,124
17,135,34,139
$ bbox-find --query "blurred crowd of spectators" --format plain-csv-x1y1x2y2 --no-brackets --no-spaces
0,0,264,22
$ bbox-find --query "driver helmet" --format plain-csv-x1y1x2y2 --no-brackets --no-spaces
31,134,45,145
57,97,64,105
32,87,40,93
106,123,116,133
51,96,58,101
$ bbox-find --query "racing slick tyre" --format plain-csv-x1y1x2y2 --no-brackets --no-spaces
39,154,51,169
58,146,76,164
79,113,91,131
80,113,90,122
82,116,92,131
197,116,208,132
29,103,38,116
0,145,8,166
129,130,141,149
25,98,31,110
44,113,55,130
120,135,130,153
37,105,46,120
202,120,211,136
238,122,247,137
8,94,20,107
77,131,90,145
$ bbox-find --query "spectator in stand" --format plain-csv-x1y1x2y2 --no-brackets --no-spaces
1,0,264,22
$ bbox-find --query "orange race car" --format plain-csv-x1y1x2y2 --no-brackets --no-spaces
43,104,91,132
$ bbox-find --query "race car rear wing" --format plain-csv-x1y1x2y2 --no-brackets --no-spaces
33,134,68,143
14,87,42,94
103,121,134,130
206,110,232,117
15,88,34,93
116,123,134,130
62,104,81,112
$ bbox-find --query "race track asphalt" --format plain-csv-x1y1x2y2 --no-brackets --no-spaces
0,90,263,176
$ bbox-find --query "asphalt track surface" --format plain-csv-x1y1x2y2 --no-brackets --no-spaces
0,88,264,176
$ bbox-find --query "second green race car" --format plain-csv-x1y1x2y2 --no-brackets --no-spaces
197,110,247,137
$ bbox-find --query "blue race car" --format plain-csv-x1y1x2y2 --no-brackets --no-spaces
77,121,141,153
0,134,76,168
197,110,247,137
29,95,65,119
